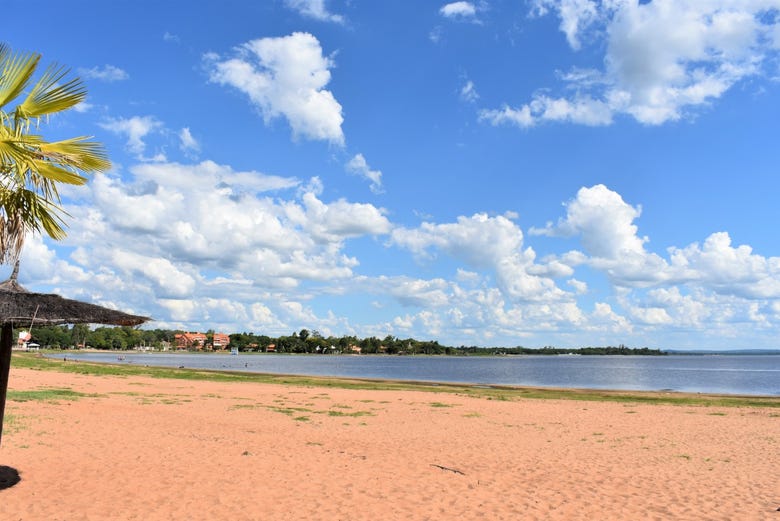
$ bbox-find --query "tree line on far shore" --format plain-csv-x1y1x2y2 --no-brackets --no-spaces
16,325,666,356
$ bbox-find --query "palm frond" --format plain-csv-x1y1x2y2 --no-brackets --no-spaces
0,47,40,110
0,186,68,262
16,64,85,119
31,160,88,186
0,138,39,182
39,137,111,172
0,45,108,262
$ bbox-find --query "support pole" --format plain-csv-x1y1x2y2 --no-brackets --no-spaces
0,323,13,446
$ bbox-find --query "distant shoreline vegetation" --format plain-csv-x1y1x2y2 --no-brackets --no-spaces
15,325,666,356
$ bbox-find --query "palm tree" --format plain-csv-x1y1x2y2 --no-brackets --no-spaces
0,43,110,264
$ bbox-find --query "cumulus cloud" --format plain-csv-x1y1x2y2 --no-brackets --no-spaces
17,162,780,347
18,156,400,335
285,0,344,24
99,116,163,158
383,276,451,308
79,64,129,82
483,1,780,127
533,184,647,258
346,153,384,194
535,183,780,308
66,160,390,298
206,32,345,145
293,192,392,243
669,232,780,299
391,212,570,301
440,2,478,20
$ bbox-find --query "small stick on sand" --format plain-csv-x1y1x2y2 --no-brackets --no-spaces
431,464,465,475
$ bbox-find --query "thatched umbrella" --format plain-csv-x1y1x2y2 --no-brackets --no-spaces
0,262,150,445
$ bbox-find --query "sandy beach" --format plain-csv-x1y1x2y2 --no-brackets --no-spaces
0,365,778,520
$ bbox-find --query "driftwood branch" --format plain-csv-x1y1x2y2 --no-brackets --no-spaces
431,464,465,475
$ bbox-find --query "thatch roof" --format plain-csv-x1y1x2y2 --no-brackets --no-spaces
0,264,150,327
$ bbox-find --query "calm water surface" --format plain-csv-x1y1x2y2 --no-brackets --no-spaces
56,353,780,396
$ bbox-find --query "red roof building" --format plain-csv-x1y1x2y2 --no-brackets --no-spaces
212,333,230,350
175,332,231,350
174,332,207,350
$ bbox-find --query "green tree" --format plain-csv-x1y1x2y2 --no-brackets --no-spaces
0,44,110,262
71,323,90,348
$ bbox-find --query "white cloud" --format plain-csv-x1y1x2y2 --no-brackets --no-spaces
535,183,780,308
479,104,534,127
295,192,392,243
589,302,632,333
206,32,345,145
391,212,570,301
14,155,403,335
440,2,477,20
669,232,780,299
485,1,780,127
346,153,384,194
532,0,600,50
16,164,780,348
73,102,93,113
179,127,201,155
481,95,613,127
64,160,390,296
567,278,587,294
285,0,344,24
533,184,647,258
384,276,451,308
110,250,197,299
79,64,129,82
99,116,163,157
460,80,479,103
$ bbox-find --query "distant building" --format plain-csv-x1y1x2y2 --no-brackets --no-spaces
174,332,207,350
212,333,230,350
175,332,231,350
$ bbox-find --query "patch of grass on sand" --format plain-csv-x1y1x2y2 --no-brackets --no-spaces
429,401,455,408
7,387,101,403
229,404,258,411
12,352,780,409
326,410,374,417
267,405,313,416
3,413,23,435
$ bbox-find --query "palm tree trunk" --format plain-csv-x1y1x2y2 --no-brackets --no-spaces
0,323,13,446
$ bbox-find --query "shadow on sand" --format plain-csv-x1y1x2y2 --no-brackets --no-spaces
0,465,20,490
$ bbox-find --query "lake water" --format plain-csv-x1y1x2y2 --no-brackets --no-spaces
55,353,780,396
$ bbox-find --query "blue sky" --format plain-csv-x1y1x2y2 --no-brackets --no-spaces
5,0,780,349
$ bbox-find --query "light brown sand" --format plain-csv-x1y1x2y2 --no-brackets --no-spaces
0,367,778,520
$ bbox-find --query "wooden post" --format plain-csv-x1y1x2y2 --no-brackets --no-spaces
0,323,13,446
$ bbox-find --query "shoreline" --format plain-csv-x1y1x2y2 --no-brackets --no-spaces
1,363,778,520
28,352,780,404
